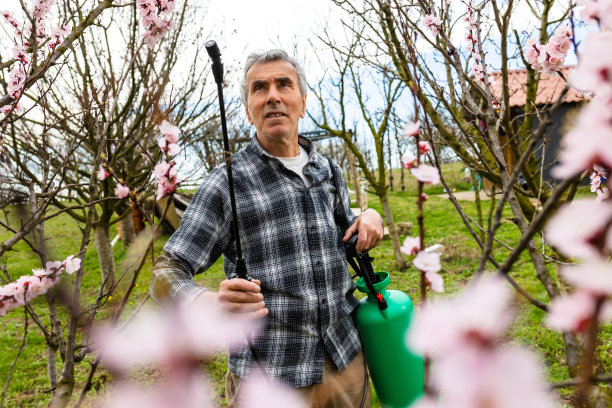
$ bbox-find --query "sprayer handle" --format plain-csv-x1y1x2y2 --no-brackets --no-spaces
205,40,224,84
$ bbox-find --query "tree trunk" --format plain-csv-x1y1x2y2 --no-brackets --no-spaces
49,373,74,408
380,192,406,270
94,220,116,292
119,208,136,247
46,345,58,389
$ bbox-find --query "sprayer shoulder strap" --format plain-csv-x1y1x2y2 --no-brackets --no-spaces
324,156,350,232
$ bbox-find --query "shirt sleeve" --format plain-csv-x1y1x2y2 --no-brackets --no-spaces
150,168,232,306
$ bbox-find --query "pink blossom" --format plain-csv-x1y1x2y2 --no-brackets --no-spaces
597,187,610,201
154,161,171,180
159,120,180,143
412,251,441,273
544,199,612,259
562,260,612,296
423,14,443,36
411,165,440,184
418,141,431,154
570,31,612,93
115,184,130,199
167,142,180,156
239,373,309,408
580,0,612,28
46,261,62,273
430,347,555,408
63,255,81,275
401,151,417,169
156,177,179,200
400,236,421,256
94,302,259,372
546,291,598,332
97,165,109,181
402,121,420,137
101,372,213,408
32,268,51,277
407,276,513,355
425,271,444,293
0,106,12,115
421,193,428,201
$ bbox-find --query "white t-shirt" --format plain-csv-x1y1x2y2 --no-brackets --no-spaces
276,145,312,187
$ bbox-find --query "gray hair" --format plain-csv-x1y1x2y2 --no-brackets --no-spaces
240,49,307,105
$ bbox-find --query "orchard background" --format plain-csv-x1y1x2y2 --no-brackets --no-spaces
0,0,611,407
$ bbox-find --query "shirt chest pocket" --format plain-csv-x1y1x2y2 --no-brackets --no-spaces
313,183,340,235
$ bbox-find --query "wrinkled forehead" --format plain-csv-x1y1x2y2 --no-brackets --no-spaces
245,60,299,84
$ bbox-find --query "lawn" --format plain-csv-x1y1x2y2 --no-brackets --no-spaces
0,169,609,407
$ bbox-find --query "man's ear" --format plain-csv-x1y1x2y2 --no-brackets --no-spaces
244,104,253,125
300,93,307,119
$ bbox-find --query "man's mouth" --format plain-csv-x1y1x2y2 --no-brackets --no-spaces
265,112,286,118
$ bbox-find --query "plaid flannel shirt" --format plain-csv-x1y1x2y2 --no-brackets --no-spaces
150,135,361,387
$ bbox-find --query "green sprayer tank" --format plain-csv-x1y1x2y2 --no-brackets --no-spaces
355,272,424,408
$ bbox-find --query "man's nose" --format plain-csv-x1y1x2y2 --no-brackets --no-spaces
266,85,281,104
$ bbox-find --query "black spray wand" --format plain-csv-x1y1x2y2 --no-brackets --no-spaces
205,40,264,372
205,40,249,281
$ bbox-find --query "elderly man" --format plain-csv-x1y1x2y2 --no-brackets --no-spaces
150,49,383,407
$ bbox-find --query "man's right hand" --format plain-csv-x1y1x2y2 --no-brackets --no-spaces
196,279,268,319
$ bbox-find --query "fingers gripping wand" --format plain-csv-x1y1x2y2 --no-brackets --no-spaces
205,40,264,371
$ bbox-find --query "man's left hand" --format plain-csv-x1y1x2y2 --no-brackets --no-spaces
342,209,384,253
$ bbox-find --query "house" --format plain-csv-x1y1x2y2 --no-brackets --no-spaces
488,66,589,182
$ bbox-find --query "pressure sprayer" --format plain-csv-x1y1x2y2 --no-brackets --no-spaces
206,40,424,407
343,234,424,407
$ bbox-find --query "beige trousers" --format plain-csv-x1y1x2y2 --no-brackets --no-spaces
225,351,372,408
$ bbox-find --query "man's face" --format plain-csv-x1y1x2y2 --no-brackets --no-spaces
244,60,307,144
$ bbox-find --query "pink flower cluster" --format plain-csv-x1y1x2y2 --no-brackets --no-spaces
1,4,70,115
423,14,442,37
400,237,445,293
0,256,80,316
465,4,493,86
137,0,176,47
525,25,572,73
154,120,181,199
590,165,609,201
115,183,130,199
408,276,555,407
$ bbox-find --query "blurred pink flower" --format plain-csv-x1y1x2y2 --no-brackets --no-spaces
421,193,428,201
94,302,260,372
407,276,513,355
425,271,444,293
431,347,555,408
403,121,420,137
239,372,308,408
413,251,441,273
63,255,81,275
544,200,612,259
570,31,612,93
597,187,610,201
562,260,612,296
411,165,440,184
400,236,421,256
115,184,130,199
46,261,62,272
546,291,597,332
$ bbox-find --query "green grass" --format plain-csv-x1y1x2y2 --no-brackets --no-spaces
0,175,610,407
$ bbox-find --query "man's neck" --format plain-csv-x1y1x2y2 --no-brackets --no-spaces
256,133,300,157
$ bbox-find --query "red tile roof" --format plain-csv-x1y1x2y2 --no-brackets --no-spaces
488,66,589,107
